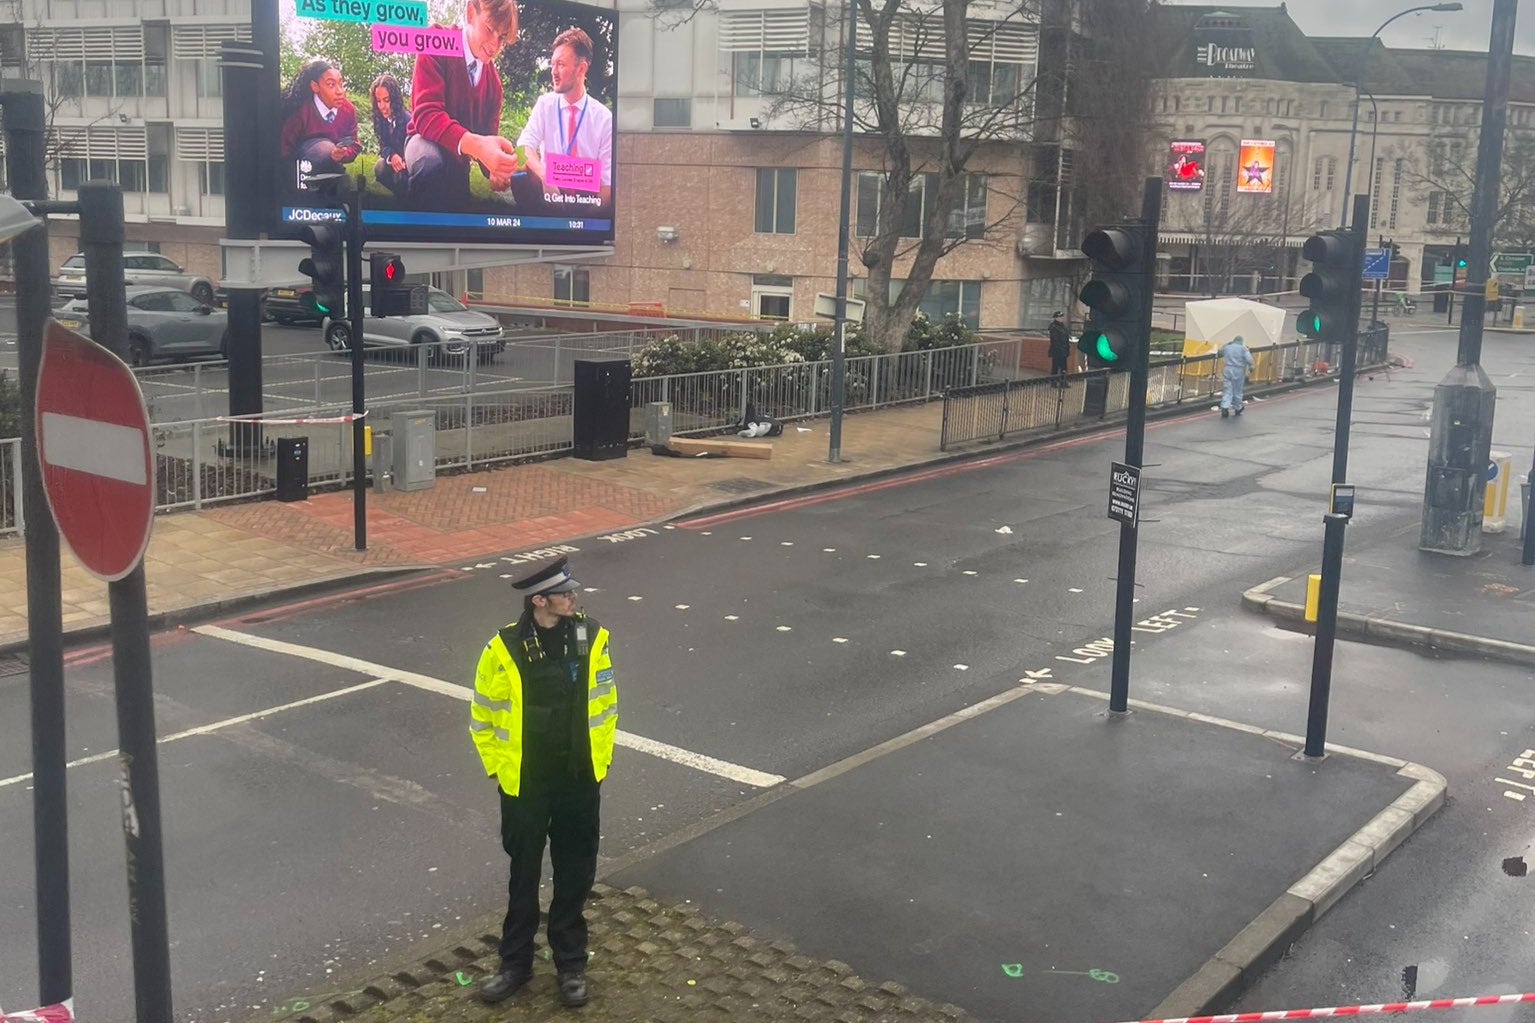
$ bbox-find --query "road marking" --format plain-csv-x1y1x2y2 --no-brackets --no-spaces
0,678,388,789
192,625,785,789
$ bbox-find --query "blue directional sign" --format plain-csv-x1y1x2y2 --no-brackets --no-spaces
1362,247,1390,280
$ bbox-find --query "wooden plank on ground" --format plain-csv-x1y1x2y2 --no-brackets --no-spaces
666,437,773,459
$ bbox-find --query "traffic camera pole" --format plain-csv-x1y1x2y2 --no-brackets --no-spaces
345,175,368,551
1304,192,1369,759
1420,0,1514,556
827,0,857,465
219,40,268,454
1108,177,1162,715
79,181,175,1023
1,82,72,1011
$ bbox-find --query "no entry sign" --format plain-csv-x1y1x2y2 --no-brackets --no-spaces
34,319,155,581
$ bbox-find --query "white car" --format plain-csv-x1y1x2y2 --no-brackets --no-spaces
53,251,218,307
321,288,504,363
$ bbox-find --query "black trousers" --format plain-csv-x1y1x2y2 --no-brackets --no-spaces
497,774,601,974
1050,354,1069,377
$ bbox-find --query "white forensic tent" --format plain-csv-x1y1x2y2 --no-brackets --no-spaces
1182,298,1288,356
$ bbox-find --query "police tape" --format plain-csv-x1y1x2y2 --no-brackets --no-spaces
214,410,369,426
1109,992,1535,1023
1,999,74,1022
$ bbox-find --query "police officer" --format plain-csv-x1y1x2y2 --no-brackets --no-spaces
470,556,618,1008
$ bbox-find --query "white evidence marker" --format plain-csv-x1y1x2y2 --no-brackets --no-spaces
962,570,978,576
914,562,928,567
628,595,644,601
675,604,690,610
777,626,792,632
891,650,907,657
833,638,848,644
953,664,969,671
823,547,837,552
867,554,881,560
724,615,739,621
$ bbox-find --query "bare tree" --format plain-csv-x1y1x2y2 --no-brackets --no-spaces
1170,187,1328,297
652,0,1153,344
1399,131,1535,251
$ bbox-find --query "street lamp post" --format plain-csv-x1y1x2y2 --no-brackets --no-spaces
1342,3,1463,214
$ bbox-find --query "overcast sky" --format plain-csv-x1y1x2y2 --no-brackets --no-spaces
1163,1,1533,56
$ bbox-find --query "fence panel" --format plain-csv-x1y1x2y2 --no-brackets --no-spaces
0,437,19,539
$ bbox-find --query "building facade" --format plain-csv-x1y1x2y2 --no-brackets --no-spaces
1150,5,1535,297
3,0,1112,332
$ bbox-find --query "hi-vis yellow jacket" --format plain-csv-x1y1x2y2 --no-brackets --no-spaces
470,615,617,796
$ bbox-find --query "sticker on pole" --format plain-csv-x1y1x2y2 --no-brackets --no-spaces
1109,461,1141,528
34,319,155,582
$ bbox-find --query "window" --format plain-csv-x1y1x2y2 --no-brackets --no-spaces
199,161,225,195
1388,158,1403,230
948,175,987,239
1026,180,1057,225
132,291,175,312
1320,101,1328,118
60,158,86,190
1325,157,1335,192
1369,157,1384,227
735,52,797,96
1312,157,1324,191
966,59,1021,109
465,268,485,300
54,62,84,97
916,280,982,327
1427,192,1441,225
754,168,796,234
553,264,590,305
196,59,222,97
86,60,113,96
653,98,691,128
144,61,166,97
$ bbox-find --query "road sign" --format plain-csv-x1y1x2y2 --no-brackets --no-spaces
1492,252,1533,274
34,319,155,582
1361,247,1390,280
1108,461,1141,527
813,292,866,324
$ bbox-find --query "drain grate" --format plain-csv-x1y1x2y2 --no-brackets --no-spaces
0,652,30,678
710,477,773,495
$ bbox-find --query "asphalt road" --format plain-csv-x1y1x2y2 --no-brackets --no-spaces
2,326,1535,1021
0,298,620,422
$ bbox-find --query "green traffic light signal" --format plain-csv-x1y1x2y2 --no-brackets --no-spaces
1297,310,1323,337
1086,329,1118,363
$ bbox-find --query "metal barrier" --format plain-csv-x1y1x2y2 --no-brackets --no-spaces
939,336,1359,450
0,437,19,539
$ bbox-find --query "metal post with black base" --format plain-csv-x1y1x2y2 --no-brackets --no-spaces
0,80,72,1016
1420,0,1516,556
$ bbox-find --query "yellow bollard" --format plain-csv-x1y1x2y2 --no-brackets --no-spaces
363,424,372,458
1304,573,1321,623
1485,451,1512,533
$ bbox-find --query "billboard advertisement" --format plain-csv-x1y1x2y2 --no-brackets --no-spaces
267,0,617,245
1166,140,1206,191
1235,139,1275,194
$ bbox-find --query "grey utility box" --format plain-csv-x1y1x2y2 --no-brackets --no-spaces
391,410,436,491
645,401,673,447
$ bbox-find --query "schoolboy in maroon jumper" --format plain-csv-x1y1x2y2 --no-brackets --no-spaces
404,0,523,205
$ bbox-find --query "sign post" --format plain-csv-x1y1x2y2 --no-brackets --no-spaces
52,182,174,1023
1108,461,1141,528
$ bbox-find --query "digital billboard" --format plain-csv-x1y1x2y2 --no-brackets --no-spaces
1235,139,1275,194
1166,140,1205,191
268,0,617,245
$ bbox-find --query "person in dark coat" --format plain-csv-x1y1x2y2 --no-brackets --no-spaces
1047,310,1072,385
471,556,618,1010
370,73,411,198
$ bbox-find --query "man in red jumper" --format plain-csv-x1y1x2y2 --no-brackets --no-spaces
404,0,524,205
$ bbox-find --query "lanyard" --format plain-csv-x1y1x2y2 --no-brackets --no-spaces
558,96,589,156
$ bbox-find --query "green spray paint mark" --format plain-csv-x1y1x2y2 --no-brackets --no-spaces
455,972,474,986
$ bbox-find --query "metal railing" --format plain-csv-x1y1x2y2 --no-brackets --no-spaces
939,331,1385,451
0,437,20,539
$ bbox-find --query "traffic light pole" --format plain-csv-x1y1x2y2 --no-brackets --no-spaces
1303,192,1369,759
344,176,368,551
2,82,72,1013
1108,177,1162,715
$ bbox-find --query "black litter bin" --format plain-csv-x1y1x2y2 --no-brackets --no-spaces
276,436,309,502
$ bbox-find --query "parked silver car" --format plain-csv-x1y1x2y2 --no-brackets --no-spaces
56,286,228,366
54,251,218,307
321,288,505,362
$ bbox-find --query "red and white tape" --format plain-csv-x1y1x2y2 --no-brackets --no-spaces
1106,992,1535,1023
1,999,74,1022
215,410,368,426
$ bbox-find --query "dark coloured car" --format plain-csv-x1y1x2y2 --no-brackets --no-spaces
57,286,229,366
264,285,322,325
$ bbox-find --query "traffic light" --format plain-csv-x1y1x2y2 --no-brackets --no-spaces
370,252,412,317
1296,229,1359,342
298,221,344,319
1077,224,1151,369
